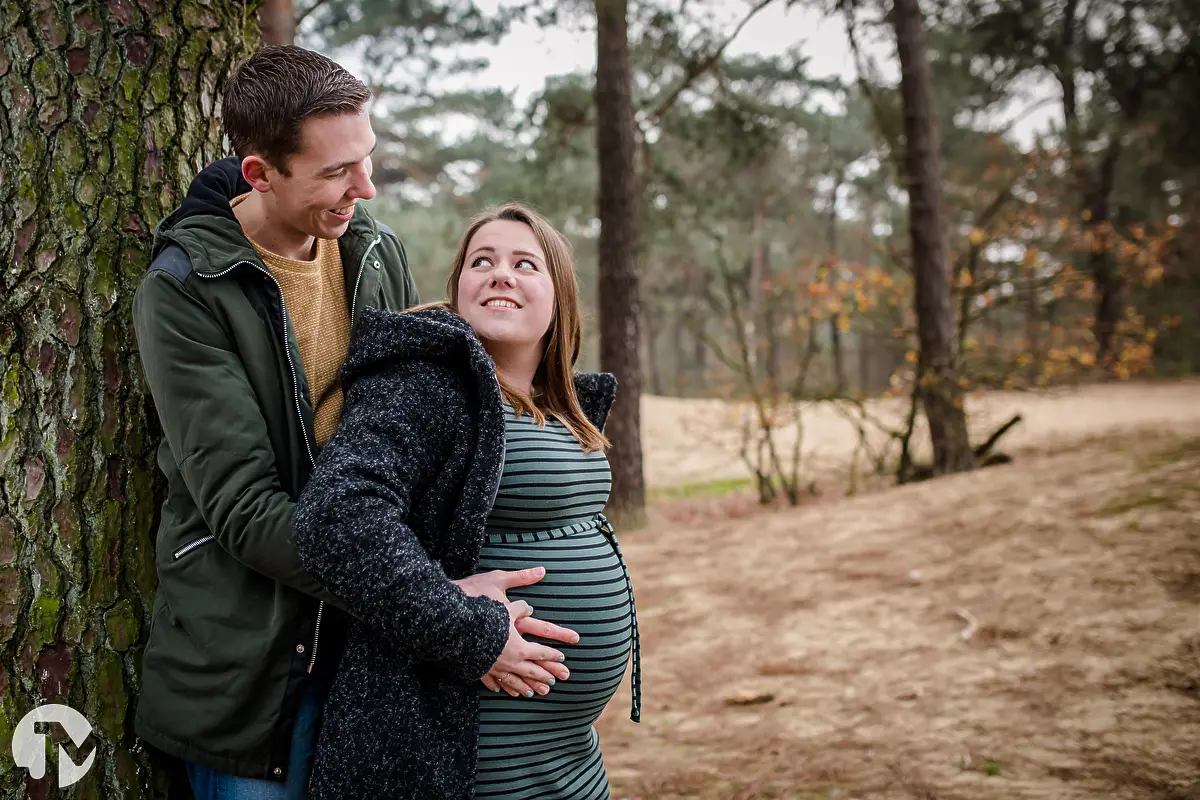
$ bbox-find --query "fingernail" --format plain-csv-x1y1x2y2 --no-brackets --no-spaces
547,678,556,686
491,687,501,692
524,690,534,698
557,655,566,662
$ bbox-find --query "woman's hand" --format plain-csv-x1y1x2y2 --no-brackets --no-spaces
453,567,579,696
481,613,577,696
481,601,573,698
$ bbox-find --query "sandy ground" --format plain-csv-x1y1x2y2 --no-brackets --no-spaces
595,382,1200,799
642,379,1200,489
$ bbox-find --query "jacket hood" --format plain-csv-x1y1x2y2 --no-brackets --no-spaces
151,157,250,264
344,306,617,430
163,156,249,230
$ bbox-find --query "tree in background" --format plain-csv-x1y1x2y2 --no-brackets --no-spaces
944,0,1198,368
0,2,255,797
890,0,975,475
263,0,296,45
594,0,646,527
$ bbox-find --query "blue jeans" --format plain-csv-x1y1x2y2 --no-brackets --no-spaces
185,682,323,800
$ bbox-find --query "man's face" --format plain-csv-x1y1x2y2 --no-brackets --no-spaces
266,110,377,240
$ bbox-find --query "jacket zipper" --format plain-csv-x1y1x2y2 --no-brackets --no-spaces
350,234,382,327
172,534,215,560
196,260,324,672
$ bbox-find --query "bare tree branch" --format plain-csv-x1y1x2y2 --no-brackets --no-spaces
295,0,330,28
644,0,776,124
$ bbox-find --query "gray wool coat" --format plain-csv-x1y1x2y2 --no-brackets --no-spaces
293,306,617,800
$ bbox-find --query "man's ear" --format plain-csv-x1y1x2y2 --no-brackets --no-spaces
241,155,273,193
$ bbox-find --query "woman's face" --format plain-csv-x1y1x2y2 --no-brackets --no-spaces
457,219,556,352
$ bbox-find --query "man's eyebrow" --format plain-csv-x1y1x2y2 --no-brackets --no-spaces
319,141,377,174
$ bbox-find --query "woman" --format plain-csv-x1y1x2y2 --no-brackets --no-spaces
293,203,641,799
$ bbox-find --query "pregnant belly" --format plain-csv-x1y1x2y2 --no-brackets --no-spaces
475,528,633,719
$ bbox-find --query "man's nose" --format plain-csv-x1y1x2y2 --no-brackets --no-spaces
348,165,376,201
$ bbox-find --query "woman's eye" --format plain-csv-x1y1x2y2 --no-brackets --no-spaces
471,257,493,268
516,259,537,271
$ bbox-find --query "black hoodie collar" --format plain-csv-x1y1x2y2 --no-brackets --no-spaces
158,156,249,231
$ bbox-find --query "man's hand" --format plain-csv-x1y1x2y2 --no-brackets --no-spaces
453,567,578,697
453,567,544,605
482,601,571,698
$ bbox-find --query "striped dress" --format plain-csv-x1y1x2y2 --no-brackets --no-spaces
473,406,640,799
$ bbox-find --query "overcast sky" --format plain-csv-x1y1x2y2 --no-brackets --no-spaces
461,0,1060,147
307,0,1062,150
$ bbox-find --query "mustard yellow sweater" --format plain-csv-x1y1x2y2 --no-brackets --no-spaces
232,198,350,445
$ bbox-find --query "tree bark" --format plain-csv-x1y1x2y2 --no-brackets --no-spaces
262,0,295,46
594,0,646,527
0,3,255,797
891,0,975,475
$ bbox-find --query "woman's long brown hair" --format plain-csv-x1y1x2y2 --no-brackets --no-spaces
411,203,609,453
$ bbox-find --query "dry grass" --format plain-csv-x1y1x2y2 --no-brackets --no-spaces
640,378,1200,490
595,382,1200,799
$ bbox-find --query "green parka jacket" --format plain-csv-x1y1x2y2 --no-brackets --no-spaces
131,157,418,780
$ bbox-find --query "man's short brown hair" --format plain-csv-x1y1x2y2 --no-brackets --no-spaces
222,45,371,175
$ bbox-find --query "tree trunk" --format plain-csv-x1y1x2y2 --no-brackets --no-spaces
670,306,686,395
0,3,255,797
891,0,975,475
262,0,295,46
1086,145,1122,366
858,327,873,393
594,0,646,527
826,175,846,395
745,198,766,385
761,252,781,390
643,305,663,396
692,314,707,393
828,322,845,395
1054,0,1127,369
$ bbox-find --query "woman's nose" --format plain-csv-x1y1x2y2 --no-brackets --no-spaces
489,262,517,285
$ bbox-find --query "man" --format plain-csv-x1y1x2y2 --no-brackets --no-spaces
136,45,576,799
133,45,573,800
131,46,410,798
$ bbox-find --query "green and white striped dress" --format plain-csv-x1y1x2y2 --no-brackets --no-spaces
473,405,641,799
